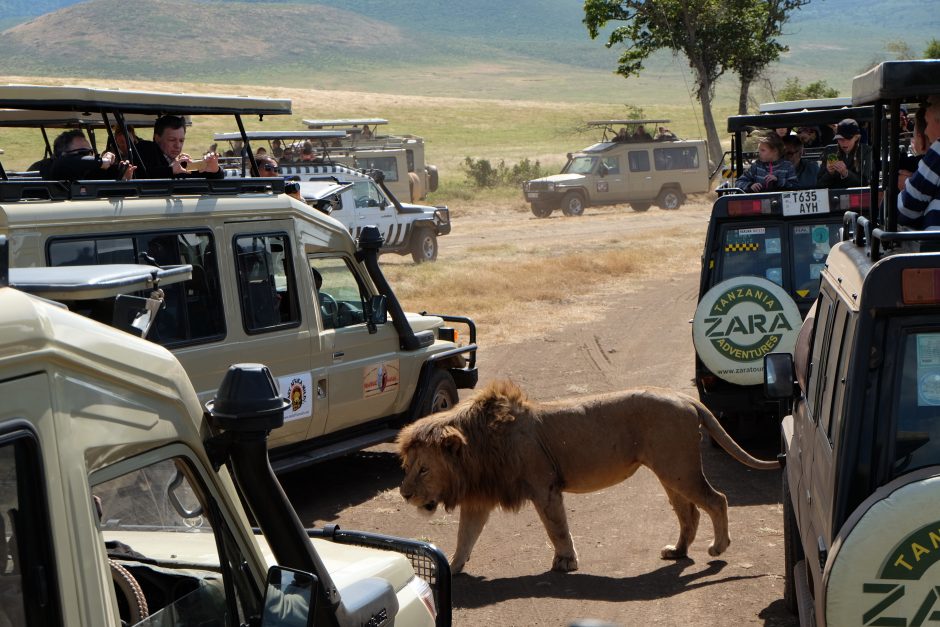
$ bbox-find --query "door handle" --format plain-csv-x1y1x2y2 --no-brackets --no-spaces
332,351,344,359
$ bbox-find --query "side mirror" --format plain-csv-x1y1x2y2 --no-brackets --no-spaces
764,353,796,399
259,566,317,627
365,294,387,334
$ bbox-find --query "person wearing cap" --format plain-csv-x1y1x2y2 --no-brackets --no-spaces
817,118,871,188
898,96,940,230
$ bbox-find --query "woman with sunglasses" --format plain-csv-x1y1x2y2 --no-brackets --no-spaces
43,129,135,181
256,154,303,202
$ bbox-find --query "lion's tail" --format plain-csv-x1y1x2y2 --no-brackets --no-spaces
693,401,780,470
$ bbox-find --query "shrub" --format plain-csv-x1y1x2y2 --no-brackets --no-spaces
463,156,547,188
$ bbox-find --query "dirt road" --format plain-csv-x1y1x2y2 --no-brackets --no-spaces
281,200,797,626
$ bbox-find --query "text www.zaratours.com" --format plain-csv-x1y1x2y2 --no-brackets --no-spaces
717,366,763,375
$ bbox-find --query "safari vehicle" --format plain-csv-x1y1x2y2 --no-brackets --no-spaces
521,119,709,217
693,104,872,434
303,118,440,203
0,85,478,473
215,132,451,263
0,237,451,627
763,59,940,626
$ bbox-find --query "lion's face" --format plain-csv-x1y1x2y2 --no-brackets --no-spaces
399,445,455,514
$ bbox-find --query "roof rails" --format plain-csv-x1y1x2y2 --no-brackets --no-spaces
0,177,285,202
727,106,872,132
586,119,671,126
757,97,852,113
214,130,347,142
303,118,388,128
0,110,185,129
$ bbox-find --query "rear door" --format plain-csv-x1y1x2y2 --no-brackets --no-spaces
626,149,655,200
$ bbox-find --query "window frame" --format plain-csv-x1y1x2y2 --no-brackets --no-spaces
232,231,302,335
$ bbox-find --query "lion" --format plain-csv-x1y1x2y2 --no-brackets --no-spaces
396,379,778,574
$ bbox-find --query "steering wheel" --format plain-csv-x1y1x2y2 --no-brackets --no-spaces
355,196,372,208
319,292,339,328
111,559,149,624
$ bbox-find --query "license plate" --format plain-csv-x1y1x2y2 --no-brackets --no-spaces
526,192,539,199
781,189,829,216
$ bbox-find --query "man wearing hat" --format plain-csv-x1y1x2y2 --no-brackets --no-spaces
817,118,871,188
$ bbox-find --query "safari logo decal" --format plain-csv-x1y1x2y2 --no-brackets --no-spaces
693,276,801,385
363,360,400,398
277,372,313,422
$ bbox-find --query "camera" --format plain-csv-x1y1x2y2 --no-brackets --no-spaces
284,181,301,195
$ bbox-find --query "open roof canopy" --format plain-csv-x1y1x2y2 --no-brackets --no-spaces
0,109,189,129
587,119,671,126
852,59,940,104
757,97,853,114
0,84,291,116
303,118,388,129
214,130,346,141
727,106,873,132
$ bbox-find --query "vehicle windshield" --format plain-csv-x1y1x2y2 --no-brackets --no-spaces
891,329,940,477
563,156,597,175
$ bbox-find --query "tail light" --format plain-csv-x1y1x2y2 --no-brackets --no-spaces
727,198,773,216
902,268,940,304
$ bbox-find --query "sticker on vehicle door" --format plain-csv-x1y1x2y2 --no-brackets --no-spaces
363,360,400,398
277,372,313,422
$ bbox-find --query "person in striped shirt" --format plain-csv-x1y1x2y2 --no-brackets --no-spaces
898,97,940,230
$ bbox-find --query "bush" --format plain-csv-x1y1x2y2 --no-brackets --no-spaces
463,156,547,188
777,77,841,101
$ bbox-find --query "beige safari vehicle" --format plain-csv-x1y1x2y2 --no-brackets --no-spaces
0,85,478,474
522,119,709,217
0,235,450,626
303,119,439,203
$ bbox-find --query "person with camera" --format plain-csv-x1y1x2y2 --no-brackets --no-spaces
42,129,136,181
256,154,304,202
134,114,223,179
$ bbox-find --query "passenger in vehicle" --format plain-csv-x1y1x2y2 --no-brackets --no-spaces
632,125,653,142
735,134,797,192
615,127,629,142
359,124,373,140
797,126,824,149
817,118,871,188
774,127,791,138
256,154,303,201
654,126,677,141
783,135,820,189
899,106,930,190
271,138,284,158
107,124,139,158
43,129,136,180
897,96,940,230
134,115,222,179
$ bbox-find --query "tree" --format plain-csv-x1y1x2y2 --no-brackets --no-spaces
926,38,940,59
886,39,915,60
728,0,810,115
584,0,771,168
776,77,840,101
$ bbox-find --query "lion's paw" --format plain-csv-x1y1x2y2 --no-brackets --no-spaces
552,553,579,572
708,540,729,557
450,557,467,575
660,545,688,560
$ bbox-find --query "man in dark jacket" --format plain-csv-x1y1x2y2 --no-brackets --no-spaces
42,129,136,180
135,115,222,179
817,118,871,188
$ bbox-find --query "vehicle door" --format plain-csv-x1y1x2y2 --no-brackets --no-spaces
307,254,402,436
350,179,400,247
218,222,315,449
597,154,626,201
626,149,655,200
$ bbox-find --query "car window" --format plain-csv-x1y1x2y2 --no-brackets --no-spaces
601,156,620,175
716,225,784,286
95,455,258,625
309,256,368,330
48,231,226,347
563,156,597,175
654,147,699,171
891,329,940,477
234,233,300,333
628,151,650,172
790,223,841,303
806,293,834,422
352,180,385,209
353,155,399,182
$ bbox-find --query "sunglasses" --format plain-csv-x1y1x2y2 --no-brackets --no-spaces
64,148,94,157
259,163,278,172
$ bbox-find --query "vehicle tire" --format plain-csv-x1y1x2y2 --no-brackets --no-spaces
426,165,439,193
531,203,553,218
782,472,804,614
656,188,683,210
411,227,438,263
420,369,458,416
408,171,425,202
561,191,585,217
630,202,651,212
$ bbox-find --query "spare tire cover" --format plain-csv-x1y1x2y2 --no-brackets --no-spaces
692,276,802,385
825,472,940,626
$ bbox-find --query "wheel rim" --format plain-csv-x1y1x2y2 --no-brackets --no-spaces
431,388,455,413
662,192,680,209
421,236,435,259
565,196,583,216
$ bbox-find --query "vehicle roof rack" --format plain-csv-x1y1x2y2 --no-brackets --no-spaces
852,59,940,104
0,110,184,128
727,106,873,132
0,85,291,116
0,177,285,201
586,119,671,126
303,118,388,128
757,97,853,113
214,130,347,141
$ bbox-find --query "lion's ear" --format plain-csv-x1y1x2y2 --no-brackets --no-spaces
439,425,467,455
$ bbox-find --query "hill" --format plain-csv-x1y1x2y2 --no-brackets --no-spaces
0,0,933,104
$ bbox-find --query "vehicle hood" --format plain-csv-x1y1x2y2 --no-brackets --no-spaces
404,312,443,334
534,173,585,184
397,201,443,216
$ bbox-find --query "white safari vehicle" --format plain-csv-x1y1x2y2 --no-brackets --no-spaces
216,131,451,262
0,85,478,473
0,235,450,627
764,59,940,626
522,119,709,216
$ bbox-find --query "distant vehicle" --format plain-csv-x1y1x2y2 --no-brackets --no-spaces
215,132,451,263
765,59,940,626
694,104,872,435
521,119,709,217
303,118,440,202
